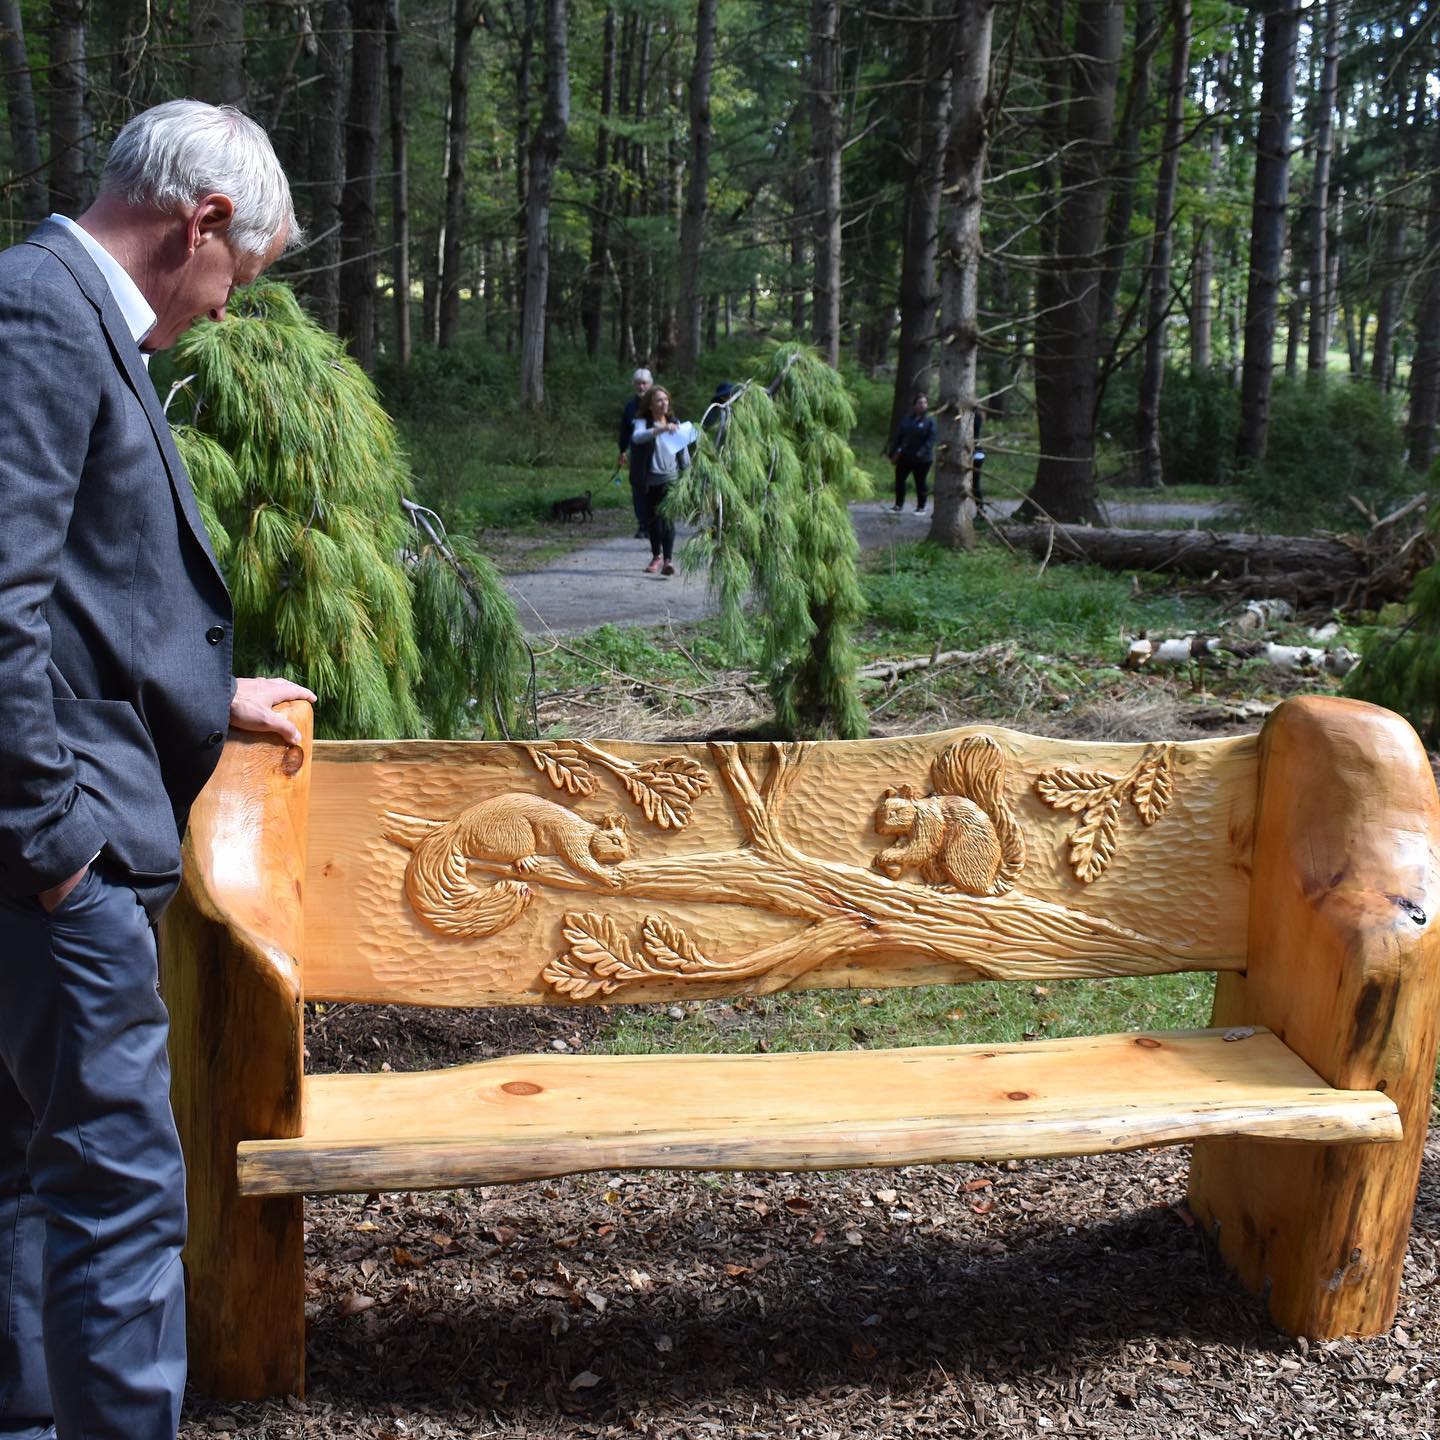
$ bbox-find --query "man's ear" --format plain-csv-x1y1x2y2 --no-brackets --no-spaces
186,193,236,254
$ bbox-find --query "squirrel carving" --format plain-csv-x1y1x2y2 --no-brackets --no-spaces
383,793,632,940
872,734,1026,896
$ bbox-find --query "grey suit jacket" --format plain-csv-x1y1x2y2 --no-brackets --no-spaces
0,220,235,918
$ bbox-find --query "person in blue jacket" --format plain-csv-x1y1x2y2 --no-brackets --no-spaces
617,367,654,537
886,392,936,512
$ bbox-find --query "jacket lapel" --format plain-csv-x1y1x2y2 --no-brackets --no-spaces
22,222,228,588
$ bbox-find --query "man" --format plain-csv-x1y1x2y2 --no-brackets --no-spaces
886,390,937,513
0,101,314,1440
617,366,653,538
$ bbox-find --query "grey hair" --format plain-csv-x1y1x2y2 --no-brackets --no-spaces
632,367,653,384
99,100,300,257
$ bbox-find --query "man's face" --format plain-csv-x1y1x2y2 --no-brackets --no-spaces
914,394,929,416
633,375,650,396
145,199,286,351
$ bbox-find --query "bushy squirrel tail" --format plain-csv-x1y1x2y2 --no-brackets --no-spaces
932,734,1026,893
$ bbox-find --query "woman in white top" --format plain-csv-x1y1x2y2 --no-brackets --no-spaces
631,385,689,576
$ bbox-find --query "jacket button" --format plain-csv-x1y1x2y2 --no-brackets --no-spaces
207,731,225,746
206,626,226,645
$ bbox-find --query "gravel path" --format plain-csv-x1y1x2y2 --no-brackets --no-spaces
507,499,1229,636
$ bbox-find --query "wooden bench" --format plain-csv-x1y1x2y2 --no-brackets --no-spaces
158,695,1440,1400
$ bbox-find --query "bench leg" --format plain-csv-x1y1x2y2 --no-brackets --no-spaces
160,880,308,1397
1188,696,1440,1338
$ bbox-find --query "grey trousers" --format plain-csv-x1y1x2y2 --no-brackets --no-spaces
0,868,186,1440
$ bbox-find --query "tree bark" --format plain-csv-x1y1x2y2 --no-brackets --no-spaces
927,0,995,551
1236,0,1301,466
888,0,951,445
613,12,638,363
1096,0,1157,347
519,0,570,408
512,0,538,320
338,0,385,370
48,0,92,218
810,0,842,367
1306,0,1339,375
1025,0,1125,524
1405,110,1440,472
437,0,481,349
190,0,248,109
1136,0,1191,490
675,0,718,377
1371,208,1401,393
385,0,411,368
1189,51,1229,374
581,8,616,359
0,0,45,224
310,0,350,333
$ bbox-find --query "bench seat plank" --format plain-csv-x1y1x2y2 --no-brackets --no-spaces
236,1027,1400,1197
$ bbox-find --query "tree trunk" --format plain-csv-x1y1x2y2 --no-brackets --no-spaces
48,0,92,218
810,0,842,367
338,0,385,370
385,0,411,368
888,0,951,444
581,8,616,359
190,0,248,109
1306,0,1339,376
1236,0,1302,466
790,164,808,333
1371,209,1401,393
513,0,538,320
1025,0,1125,524
1136,0,1191,490
927,0,995,551
613,12,636,363
437,0,481,349
519,0,570,408
310,0,350,333
1405,111,1440,472
1096,0,1157,347
675,0,718,376
0,0,45,224
1189,53,1229,374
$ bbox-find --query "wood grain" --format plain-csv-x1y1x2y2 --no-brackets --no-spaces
302,727,1259,1005
235,1027,1398,1196
1188,695,1440,1339
158,702,312,1399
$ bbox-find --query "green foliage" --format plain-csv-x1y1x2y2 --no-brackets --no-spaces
171,282,527,740
1097,366,1240,488
1240,378,1409,530
673,344,870,739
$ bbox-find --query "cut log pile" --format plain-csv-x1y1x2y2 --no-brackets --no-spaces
995,494,1432,612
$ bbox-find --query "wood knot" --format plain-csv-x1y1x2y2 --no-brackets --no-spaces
1006,1090,1030,1101
1134,1037,1162,1049
502,1081,543,1096
281,745,305,777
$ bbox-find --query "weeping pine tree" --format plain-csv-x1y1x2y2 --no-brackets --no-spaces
170,282,528,740
672,344,869,739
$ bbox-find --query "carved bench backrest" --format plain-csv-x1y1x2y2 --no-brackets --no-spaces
300,728,1258,1006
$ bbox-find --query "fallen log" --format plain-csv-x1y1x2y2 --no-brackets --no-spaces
994,521,1427,610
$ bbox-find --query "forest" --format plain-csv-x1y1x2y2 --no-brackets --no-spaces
1,0,1433,546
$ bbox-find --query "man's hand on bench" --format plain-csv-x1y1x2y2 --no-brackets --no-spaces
229,677,317,747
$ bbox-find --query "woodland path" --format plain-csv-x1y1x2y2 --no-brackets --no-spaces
507,497,1227,636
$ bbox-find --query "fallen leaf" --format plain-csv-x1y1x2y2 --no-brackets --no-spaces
486,1225,519,1246
962,1178,994,1193
723,1263,751,1278
970,1199,995,1215
784,1197,813,1213
360,1258,378,1279
568,1370,602,1391
876,1189,898,1205
583,1290,608,1312
391,1247,421,1268
810,1228,827,1245
655,1335,674,1353
336,1292,375,1317
354,1220,378,1232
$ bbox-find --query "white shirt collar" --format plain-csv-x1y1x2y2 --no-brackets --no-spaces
49,213,157,355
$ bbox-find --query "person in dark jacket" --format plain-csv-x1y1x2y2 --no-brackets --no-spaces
617,367,654,537
886,392,937,511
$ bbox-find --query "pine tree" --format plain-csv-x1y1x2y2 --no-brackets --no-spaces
170,282,529,741
673,343,869,738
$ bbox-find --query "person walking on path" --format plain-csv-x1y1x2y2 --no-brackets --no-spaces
0,100,313,1440
631,384,690,576
886,391,937,512
617,367,654,538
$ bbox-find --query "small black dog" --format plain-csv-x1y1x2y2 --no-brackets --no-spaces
550,489,593,523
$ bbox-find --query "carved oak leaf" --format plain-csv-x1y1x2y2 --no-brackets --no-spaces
642,915,714,973
619,757,713,829
1034,769,1119,813
1130,746,1174,825
543,912,642,999
523,743,596,797
1069,799,1121,885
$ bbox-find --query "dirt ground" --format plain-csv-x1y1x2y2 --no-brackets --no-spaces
180,1003,1439,1440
